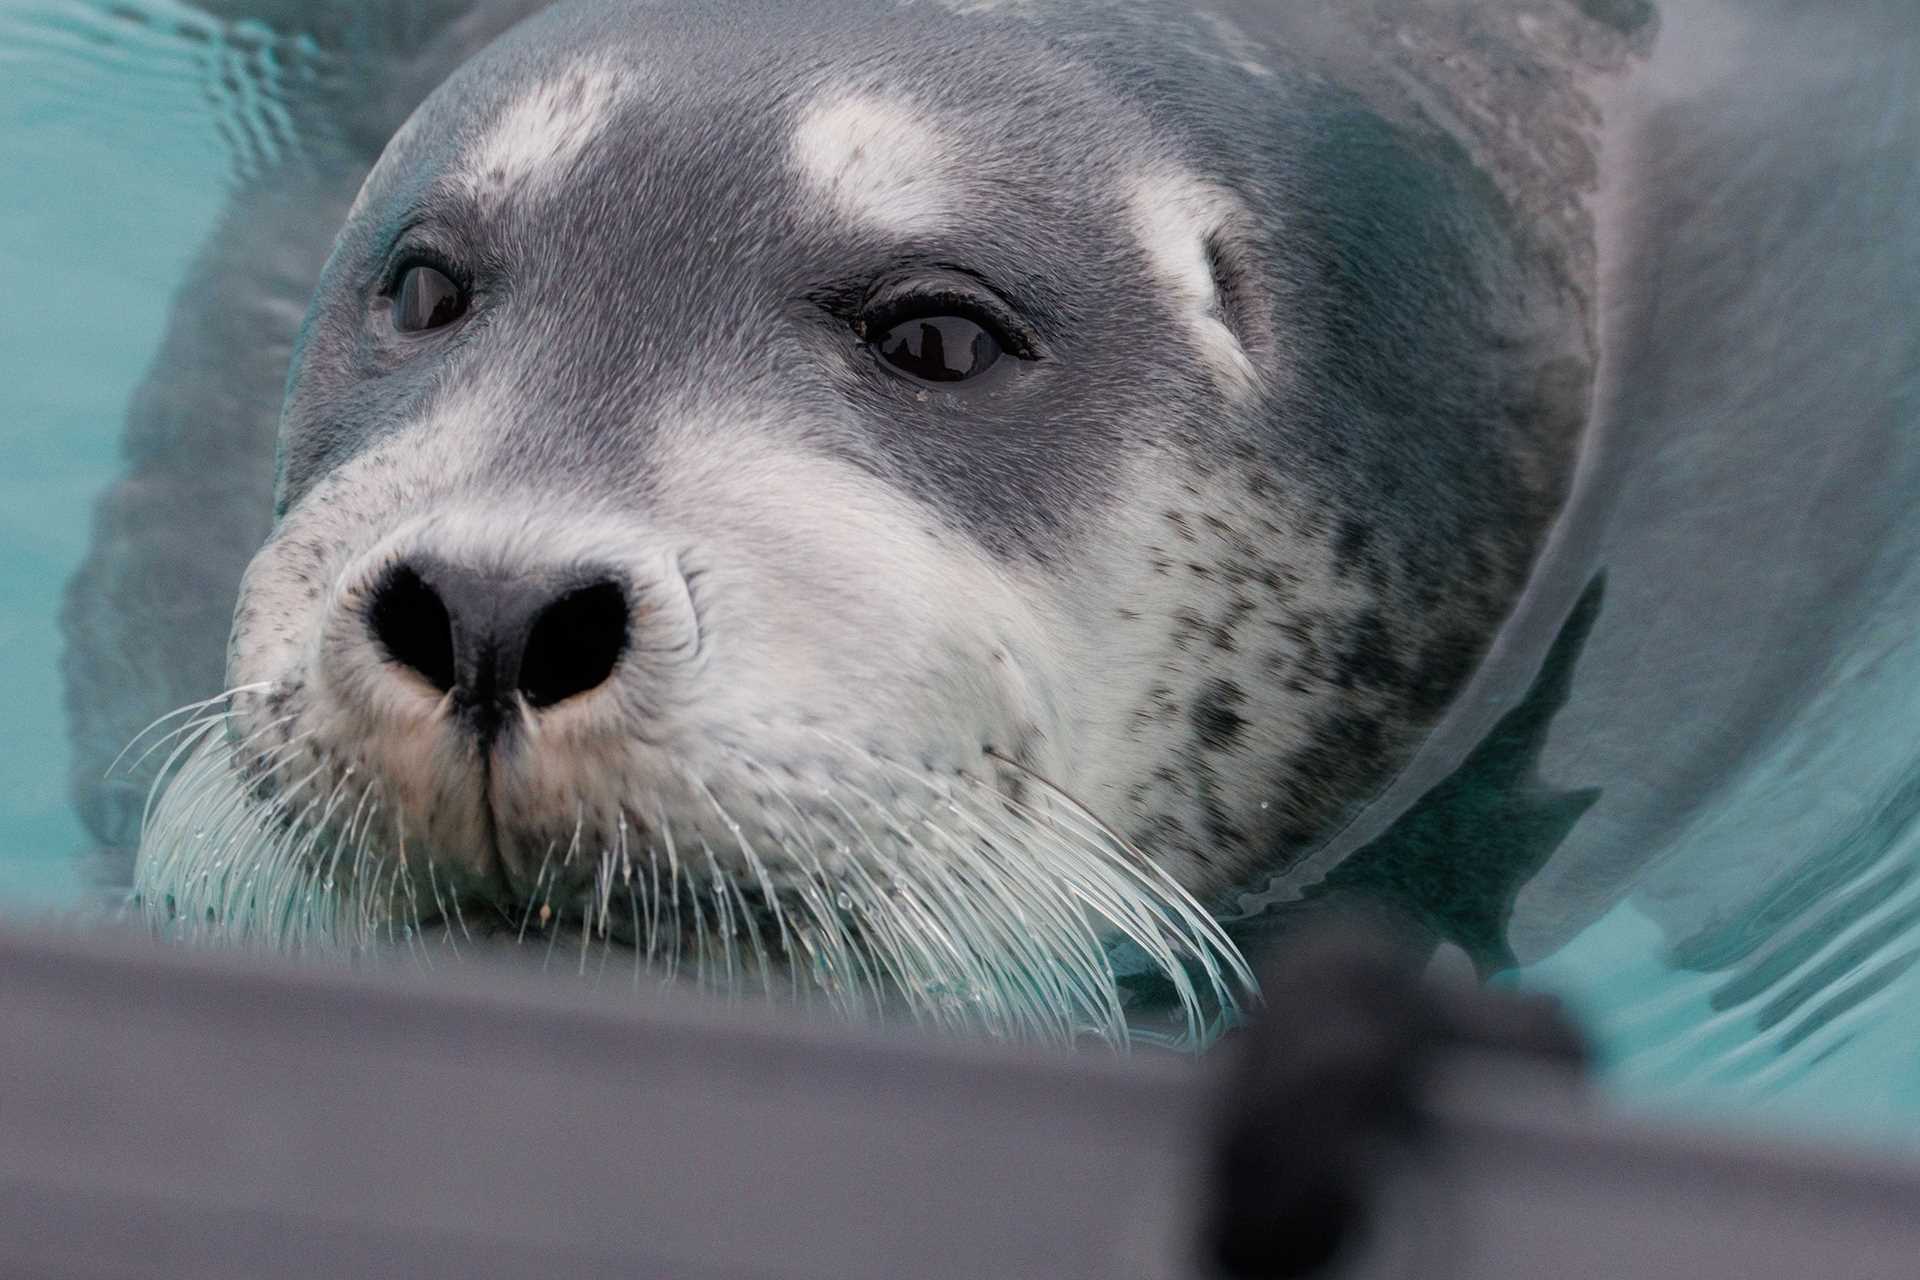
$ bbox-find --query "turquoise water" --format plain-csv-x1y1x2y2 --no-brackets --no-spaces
1,0,231,908
4,0,1917,1149
1523,899,1920,1149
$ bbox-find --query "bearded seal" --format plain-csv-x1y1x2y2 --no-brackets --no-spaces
65,0,1655,1044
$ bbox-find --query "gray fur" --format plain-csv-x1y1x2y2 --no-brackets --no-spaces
1241,0,1920,992
69,0,1649,963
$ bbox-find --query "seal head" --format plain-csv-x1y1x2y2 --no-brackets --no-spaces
137,0,1586,1041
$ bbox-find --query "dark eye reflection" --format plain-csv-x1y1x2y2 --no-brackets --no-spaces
392,264,467,333
876,314,1003,382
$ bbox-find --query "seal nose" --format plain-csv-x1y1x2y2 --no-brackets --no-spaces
367,557,629,729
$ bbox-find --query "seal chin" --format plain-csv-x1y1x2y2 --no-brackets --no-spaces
133,697,1253,1049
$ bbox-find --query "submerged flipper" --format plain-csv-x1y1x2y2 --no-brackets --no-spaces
1227,574,1606,975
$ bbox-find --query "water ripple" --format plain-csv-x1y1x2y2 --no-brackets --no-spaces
0,0,334,185
1528,759,1920,1135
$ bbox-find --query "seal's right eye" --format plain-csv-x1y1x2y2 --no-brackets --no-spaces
392,264,467,333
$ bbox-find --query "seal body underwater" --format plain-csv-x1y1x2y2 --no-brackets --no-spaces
63,0,1666,1038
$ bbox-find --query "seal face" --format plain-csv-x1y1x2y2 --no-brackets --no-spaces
131,0,1589,1043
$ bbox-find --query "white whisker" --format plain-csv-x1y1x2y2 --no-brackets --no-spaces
107,682,271,779
133,708,1254,1050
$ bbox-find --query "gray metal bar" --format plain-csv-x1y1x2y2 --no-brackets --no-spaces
3,923,1918,1277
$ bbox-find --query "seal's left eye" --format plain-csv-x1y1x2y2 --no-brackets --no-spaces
874,314,1003,382
392,264,467,333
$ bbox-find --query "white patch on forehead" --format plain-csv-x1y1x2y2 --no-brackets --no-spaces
463,61,628,197
1127,163,1260,395
790,90,958,233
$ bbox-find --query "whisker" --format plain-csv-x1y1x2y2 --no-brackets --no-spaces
134,711,1253,1050
108,682,271,778
519,841,557,945
429,859,460,961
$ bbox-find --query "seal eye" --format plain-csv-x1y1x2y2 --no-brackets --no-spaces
875,314,1002,382
392,264,467,333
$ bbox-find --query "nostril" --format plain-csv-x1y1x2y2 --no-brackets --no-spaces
369,564,457,694
519,579,629,708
